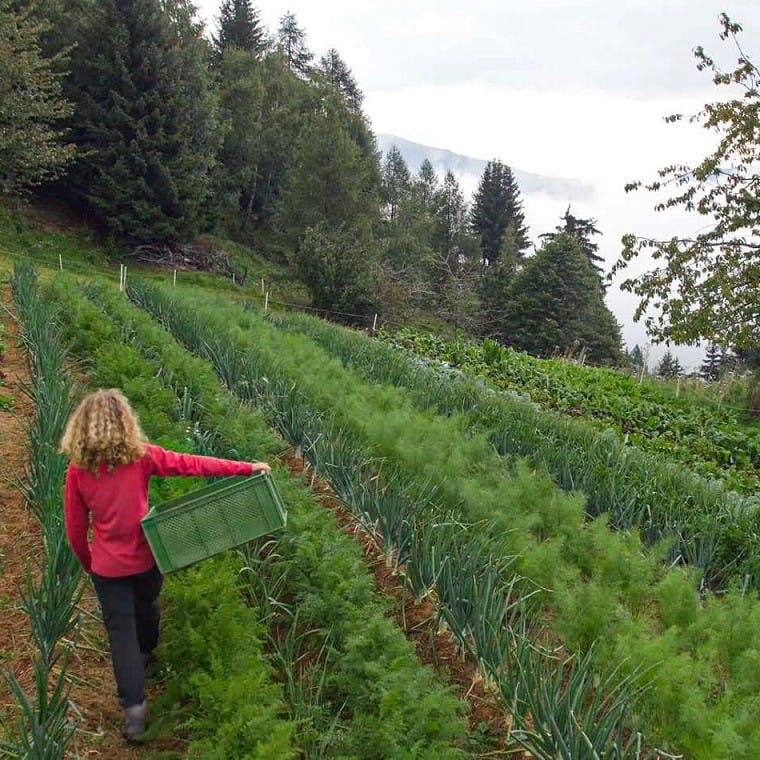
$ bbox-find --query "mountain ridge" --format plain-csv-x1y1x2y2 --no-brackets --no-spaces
377,133,595,202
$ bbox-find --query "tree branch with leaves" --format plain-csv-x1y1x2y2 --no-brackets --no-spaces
611,13,760,350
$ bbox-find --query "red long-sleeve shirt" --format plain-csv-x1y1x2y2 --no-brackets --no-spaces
64,444,254,577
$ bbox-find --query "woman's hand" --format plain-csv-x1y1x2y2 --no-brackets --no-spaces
250,461,271,476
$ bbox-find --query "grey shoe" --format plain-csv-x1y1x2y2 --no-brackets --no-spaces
121,700,148,741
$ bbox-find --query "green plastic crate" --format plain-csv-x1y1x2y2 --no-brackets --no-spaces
141,473,287,574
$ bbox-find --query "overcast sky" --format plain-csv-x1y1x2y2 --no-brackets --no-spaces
195,1,760,369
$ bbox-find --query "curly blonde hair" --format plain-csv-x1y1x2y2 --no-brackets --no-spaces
60,389,147,474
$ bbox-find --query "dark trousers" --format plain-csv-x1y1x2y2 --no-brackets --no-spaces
91,565,163,708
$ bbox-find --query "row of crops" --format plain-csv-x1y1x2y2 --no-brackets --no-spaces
385,329,760,493
10,260,760,757
107,277,760,758
270,310,760,592
38,268,475,757
1,266,82,757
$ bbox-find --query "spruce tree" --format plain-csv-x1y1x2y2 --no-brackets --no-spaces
501,233,623,364
470,159,529,265
213,0,267,58
319,48,362,112
542,206,606,286
0,0,74,194
700,342,722,381
64,0,218,248
656,350,684,379
277,12,312,76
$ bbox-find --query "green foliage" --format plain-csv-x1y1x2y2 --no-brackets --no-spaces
212,0,267,58
0,0,74,194
470,159,529,264
386,327,760,493
502,233,624,364
275,89,380,249
297,222,379,319
64,0,218,246
5,263,82,758
157,558,296,759
48,273,470,756
613,14,760,351
259,306,760,754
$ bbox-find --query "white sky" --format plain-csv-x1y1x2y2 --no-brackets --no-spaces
195,1,760,370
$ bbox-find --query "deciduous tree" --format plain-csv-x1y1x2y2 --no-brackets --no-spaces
612,14,760,351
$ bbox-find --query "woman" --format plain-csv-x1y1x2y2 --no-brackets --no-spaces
60,388,271,741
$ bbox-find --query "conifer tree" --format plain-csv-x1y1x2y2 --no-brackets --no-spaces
700,342,722,381
542,206,606,286
213,0,267,58
656,350,684,379
64,0,218,247
628,344,646,374
319,48,362,111
429,171,480,326
416,159,438,208
380,153,437,311
501,233,623,364
277,12,312,76
381,146,411,222
275,91,379,250
0,0,74,194
470,159,529,265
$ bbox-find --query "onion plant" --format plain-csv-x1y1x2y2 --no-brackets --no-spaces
4,262,82,758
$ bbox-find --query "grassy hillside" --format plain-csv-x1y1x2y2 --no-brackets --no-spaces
0,199,309,306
